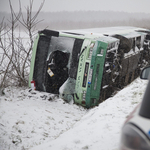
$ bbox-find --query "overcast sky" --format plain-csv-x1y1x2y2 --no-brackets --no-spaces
0,0,150,13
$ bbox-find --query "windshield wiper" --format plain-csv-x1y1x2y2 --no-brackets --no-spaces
77,46,87,61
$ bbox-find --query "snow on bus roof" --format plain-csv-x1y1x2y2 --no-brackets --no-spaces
61,26,148,37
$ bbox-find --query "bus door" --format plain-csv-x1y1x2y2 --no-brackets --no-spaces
85,40,108,108
74,39,92,106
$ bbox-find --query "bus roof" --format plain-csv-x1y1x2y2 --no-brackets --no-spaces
61,26,149,37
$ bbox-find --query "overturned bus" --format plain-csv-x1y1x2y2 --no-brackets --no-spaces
29,26,150,108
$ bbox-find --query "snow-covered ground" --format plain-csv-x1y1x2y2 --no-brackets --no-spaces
0,78,148,150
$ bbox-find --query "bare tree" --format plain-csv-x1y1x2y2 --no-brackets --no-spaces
0,19,7,94
19,0,45,79
0,0,45,94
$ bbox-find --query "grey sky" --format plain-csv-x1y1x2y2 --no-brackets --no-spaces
0,0,150,13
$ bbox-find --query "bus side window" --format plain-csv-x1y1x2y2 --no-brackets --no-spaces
136,36,141,49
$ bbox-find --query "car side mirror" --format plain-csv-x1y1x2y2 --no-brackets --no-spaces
140,66,150,80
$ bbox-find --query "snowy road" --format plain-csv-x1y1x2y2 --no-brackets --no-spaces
0,78,148,150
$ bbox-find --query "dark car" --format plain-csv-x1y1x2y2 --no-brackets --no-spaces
119,66,150,150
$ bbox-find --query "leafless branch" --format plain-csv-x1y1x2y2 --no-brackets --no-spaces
0,0,45,91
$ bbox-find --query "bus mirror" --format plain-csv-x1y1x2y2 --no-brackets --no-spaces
39,29,59,37
140,66,150,80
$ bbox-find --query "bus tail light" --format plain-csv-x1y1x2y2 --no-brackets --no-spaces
31,80,36,90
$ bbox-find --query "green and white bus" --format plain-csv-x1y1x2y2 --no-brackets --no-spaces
29,26,150,108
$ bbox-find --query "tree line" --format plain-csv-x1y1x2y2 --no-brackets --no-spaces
1,11,150,30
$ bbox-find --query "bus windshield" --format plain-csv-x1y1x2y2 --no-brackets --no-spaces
47,36,75,68
45,36,83,93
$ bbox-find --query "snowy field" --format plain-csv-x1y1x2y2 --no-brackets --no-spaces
0,78,148,150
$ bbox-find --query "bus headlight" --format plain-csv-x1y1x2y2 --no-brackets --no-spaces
88,43,95,59
81,91,86,105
